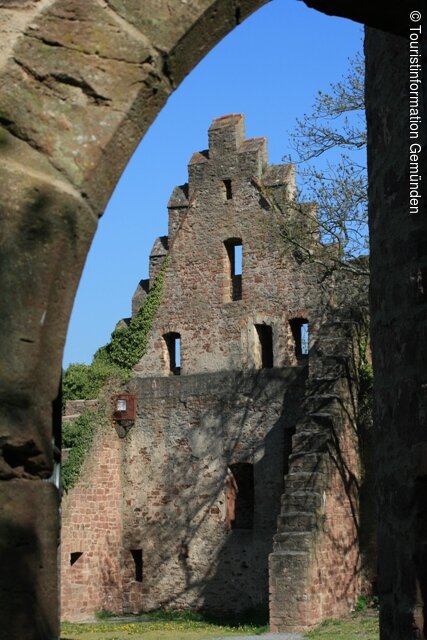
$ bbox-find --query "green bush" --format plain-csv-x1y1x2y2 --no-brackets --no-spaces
354,595,369,612
62,356,129,404
95,610,116,620
61,258,169,489
63,257,168,405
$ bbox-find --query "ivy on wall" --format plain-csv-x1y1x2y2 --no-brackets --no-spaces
61,257,169,490
62,357,128,406
63,257,169,403
101,256,169,370
62,410,98,492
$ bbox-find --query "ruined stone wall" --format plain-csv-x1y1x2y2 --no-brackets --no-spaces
60,116,370,627
63,400,99,421
61,417,124,621
269,314,365,632
60,315,368,626
120,369,305,615
134,115,324,378
0,1,416,638
60,368,305,619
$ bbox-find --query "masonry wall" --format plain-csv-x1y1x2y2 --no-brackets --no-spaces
61,416,124,621
60,368,305,619
120,368,305,614
134,115,324,378
365,28,427,639
60,115,370,627
60,324,367,625
269,312,365,632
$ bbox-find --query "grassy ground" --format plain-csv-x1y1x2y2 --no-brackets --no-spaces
307,611,379,640
61,620,266,640
61,609,268,640
61,609,379,640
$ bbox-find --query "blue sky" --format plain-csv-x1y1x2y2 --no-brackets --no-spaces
63,1,363,368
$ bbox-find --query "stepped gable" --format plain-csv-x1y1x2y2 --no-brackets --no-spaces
61,114,370,632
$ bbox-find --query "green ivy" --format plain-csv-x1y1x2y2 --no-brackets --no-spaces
62,356,129,405
63,257,169,404
61,258,169,489
62,411,98,491
102,257,169,370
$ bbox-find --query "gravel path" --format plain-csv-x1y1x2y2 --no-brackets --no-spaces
209,634,304,640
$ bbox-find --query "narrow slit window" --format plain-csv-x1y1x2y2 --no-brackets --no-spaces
164,332,181,375
228,463,254,530
131,549,143,582
234,244,242,275
70,552,83,566
225,239,242,301
290,319,309,359
255,324,274,368
223,179,233,200
300,323,309,355
175,337,181,369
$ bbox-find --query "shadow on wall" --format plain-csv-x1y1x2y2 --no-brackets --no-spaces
122,366,307,616
118,275,374,624
197,372,302,615
322,310,376,599
268,283,373,631
0,519,56,638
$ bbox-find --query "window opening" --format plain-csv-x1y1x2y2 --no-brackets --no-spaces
290,319,309,359
223,179,233,200
234,243,242,275
255,324,274,368
227,463,254,530
225,239,242,301
164,332,181,375
301,323,309,355
131,549,143,582
70,552,83,566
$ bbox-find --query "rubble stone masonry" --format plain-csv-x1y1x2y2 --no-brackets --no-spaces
61,115,370,629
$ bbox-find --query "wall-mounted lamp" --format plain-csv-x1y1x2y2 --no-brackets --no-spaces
116,398,127,412
112,394,136,437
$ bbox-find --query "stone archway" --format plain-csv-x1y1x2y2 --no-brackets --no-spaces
0,3,277,637
0,2,422,639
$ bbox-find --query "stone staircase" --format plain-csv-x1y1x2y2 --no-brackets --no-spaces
269,318,361,632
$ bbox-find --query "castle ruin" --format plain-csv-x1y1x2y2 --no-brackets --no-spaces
61,114,370,631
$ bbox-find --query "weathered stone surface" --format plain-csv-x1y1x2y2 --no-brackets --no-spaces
61,418,123,621
0,1,420,638
0,2,168,201
270,312,364,632
61,368,306,620
62,116,369,628
131,279,149,317
0,479,59,640
134,114,361,378
0,127,96,480
366,26,427,639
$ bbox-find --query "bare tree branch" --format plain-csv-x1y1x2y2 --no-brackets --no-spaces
271,50,368,274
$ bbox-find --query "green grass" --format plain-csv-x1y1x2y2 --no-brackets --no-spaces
307,610,379,640
61,609,379,640
61,608,268,640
